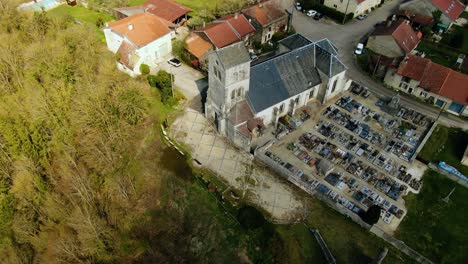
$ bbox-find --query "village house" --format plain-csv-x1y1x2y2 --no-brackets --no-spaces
195,13,256,49
366,19,421,75
384,54,468,116
104,13,174,77
185,33,214,70
205,34,350,150
399,0,465,31
114,0,191,26
241,0,289,44
323,0,383,17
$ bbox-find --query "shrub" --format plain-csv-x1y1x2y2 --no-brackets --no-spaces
147,70,173,104
139,64,150,75
360,205,381,225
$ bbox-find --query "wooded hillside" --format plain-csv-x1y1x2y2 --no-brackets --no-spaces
0,1,182,262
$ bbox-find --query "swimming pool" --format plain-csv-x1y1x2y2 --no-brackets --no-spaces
18,0,62,12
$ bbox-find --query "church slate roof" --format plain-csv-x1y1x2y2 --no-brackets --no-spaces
247,44,322,113
214,42,251,69
315,39,339,56
278,33,312,50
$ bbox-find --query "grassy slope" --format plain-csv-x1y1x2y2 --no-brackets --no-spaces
128,0,222,14
128,0,146,6
305,198,417,264
276,225,327,263
396,170,468,263
418,125,468,175
48,4,113,24
47,5,113,41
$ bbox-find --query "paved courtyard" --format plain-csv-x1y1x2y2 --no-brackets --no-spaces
170,108,305,221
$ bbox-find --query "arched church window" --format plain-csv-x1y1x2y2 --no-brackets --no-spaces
231,90,235,99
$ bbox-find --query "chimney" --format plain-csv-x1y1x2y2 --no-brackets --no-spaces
203,21,206,28
259,3,263,8
128,23,134,31
235,13,238,19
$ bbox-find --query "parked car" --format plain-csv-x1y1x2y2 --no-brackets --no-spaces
250,53,258,61
356,14,368,20
313,13,324,20
167,58,181,67
295,2,302,11
306,10,317,17
355,43,364,55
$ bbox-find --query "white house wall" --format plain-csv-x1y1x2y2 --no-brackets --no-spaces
104,28,123,53
323,0,381,16
133,32,172,74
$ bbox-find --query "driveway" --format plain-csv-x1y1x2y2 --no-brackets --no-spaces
156,60,208,111
279,0,468,130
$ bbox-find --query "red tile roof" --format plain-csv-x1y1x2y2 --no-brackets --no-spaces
144,0,191,22
202,22,241,48
430,0,465,21
217,14,256,38
397,10,434,26
186,33,213,59
117,41,138,70
242,1,287,26
199,14,255,48
397,53,431,80
372,20,421,54
397,54,468,104
420,62,451,92
107,13,171,47
392,20,421,53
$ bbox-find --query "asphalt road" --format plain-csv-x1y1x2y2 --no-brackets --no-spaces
279,0,468,129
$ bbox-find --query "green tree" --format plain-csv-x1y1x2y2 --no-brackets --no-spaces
147,70,173,104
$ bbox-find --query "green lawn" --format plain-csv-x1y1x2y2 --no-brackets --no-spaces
47,4,113,41
275,225,327,263
396,170,468,263
175,0,222,13
416,40,460,70
441,25,468,53
48,4,113,25
460,11,468,19
128,0,146,6
418,125,468,176
128,0,223,14
304,197,416,264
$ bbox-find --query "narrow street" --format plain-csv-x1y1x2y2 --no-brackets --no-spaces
277,0,468,129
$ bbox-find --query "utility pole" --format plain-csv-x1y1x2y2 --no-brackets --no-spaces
170,65,174,98
342,0,351,25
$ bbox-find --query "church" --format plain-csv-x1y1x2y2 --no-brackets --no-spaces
205,33,351,150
